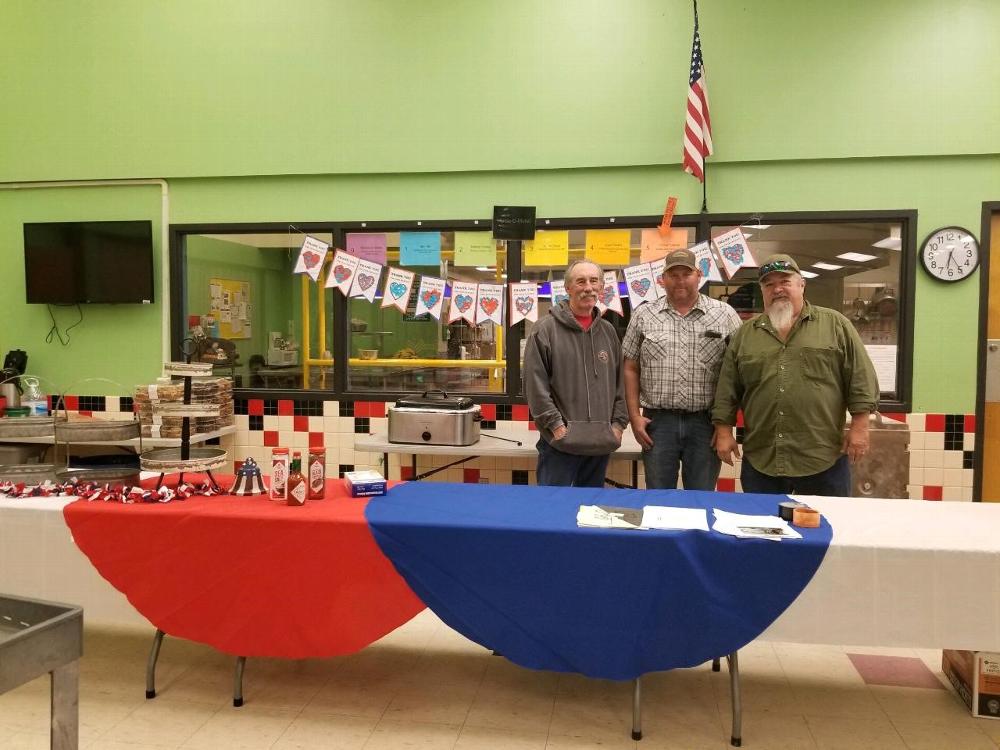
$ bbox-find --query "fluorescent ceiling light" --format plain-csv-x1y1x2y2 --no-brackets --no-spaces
800,270,819,278
753,224,772,230
812,262,843,270
475,266,496,272
873,237,901,251
837,252,878,262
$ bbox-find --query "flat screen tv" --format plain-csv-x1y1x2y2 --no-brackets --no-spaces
24,220,155,304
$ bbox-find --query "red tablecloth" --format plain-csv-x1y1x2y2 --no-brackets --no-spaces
63,478,425,658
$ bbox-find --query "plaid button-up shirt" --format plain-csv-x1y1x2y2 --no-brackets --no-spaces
622,294,741,412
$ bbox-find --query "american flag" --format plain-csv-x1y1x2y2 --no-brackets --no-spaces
682,4,713,182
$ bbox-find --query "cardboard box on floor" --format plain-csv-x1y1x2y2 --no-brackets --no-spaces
943,649,1000,719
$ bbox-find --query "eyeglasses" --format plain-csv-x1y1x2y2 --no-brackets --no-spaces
758,260,797,277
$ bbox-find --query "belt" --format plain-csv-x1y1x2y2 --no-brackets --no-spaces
644,407,709,415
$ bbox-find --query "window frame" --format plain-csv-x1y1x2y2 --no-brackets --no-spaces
169,209,915,412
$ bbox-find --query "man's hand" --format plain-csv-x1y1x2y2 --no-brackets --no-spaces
630,415,653,449
612,424,624,445
712,424,741,466
842,414,870,463
552,424,568,441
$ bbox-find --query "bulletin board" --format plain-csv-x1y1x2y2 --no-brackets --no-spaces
209,278,252,340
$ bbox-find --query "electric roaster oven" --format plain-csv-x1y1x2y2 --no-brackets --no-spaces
388,389,481,446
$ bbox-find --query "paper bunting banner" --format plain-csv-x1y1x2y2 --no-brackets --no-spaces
691,240,723,288
550,279,569,307
400,231,441,266
414,276,446,320
648,258,666,298
380,267,415,312
448,280,478,324
349,258,383,302
598,271,623,316
324,250,360,295
294,235,329,282
713,228,757,279
346,233,388,265
622,263,657,310
508,282,539,325
476,283,504,325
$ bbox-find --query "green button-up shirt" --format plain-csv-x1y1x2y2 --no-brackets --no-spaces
711,302,879,477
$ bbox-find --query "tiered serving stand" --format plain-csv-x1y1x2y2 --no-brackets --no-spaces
139,360,228,492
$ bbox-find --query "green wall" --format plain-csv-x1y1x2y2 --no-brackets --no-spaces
0,0,997,410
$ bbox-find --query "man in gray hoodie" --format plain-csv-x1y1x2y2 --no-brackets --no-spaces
524,259,629,486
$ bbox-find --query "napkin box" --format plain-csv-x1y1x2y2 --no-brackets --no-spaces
344,470,386,497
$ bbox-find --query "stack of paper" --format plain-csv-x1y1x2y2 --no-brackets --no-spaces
577,505,645,530
641,506,709,531
712,509,803,541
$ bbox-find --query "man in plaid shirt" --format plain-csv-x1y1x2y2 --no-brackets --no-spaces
622,249,741,489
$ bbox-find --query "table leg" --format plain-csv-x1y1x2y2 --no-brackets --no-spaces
233,656,247,707
631,676,642,740
712,657,721,672
727,651,742,747
51,659,79,750
146,629,165,698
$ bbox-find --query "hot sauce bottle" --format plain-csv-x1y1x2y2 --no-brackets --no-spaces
270,448,289,501
287,450,307,506
307,448,325,499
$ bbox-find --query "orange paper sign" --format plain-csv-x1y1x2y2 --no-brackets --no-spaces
658,196,678,236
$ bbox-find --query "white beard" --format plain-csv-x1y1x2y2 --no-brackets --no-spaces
768,299,795,336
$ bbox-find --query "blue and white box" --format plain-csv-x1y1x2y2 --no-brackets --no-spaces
344,470,387,497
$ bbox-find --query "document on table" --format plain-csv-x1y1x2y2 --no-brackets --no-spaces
712,509,802,541
641,506,709,531
577,505,645,530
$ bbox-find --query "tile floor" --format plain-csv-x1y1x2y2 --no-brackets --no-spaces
1,611,997,749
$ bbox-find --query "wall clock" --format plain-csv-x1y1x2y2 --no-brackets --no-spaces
920,226,979,282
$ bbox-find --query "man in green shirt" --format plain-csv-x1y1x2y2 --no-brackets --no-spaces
711,254,879,496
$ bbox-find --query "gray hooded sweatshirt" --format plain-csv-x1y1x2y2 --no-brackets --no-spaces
523,301,629,455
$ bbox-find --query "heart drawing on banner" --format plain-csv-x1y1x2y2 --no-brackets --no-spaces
334,265,353,283
698,258,711,276
421,290,441,309
630,278,651,296
515,296,534,315
455,294,473,313
389,282,408,299
357,273,375,291
721,243,744,265
302,251,321,269
600,285,616,305
479,297,499,316
655,276,665,289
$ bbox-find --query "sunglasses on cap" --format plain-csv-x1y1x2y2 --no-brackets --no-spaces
758,259,797,278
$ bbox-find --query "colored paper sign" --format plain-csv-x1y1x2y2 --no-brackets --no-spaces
524,230,569,267
380,267,415,312
586,229,631,266
690,240,723,288
448,280,478,324
492,205,536,240
349,258,383,302
640,228,688,262
346,233,387,265
294,235,329,282
324,250,360,295
622,263,657,310
414,276,447,320
476,283,504,325
649,258,666,298
658,196,678,235
508,282,539,325
400,232,441,267
454,231,496,267
598,270,623,316
713,228,758,279
550,279,569,307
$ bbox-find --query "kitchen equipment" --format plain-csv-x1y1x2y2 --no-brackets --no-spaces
388,389,481,446
20,376,47,416
359,349,379,360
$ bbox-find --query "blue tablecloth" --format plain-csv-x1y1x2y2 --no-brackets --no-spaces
366,483,831,680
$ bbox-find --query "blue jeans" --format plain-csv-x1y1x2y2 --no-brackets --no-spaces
641,409,721,490
536,438,611,488
740,454,851,497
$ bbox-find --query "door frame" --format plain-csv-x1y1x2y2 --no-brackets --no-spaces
973,201,1000,501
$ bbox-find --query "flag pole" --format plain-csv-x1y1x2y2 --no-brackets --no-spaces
701,159,708,213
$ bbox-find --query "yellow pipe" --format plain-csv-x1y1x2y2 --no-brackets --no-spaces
304,357,505,369
301,274,311,390
317,262,328,389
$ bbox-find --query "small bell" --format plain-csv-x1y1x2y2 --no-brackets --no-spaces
229,457,267,496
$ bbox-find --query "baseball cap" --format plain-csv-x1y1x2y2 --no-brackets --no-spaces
758,254,801,279
662,249,697,271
